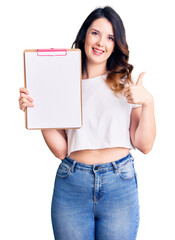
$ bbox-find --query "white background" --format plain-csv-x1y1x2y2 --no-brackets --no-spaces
0,0,174,239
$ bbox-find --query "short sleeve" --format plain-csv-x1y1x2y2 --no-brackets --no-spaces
131,103,142,108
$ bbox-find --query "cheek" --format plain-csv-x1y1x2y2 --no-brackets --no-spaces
86,37,95,47
84,42,90,56
106,43,114,56
84,38,96,55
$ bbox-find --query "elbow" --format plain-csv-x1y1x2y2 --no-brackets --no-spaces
60,152,68,160
141,147,152,154
134,143,154,154
52,147,68,160
54,153,67,160
133,134,156,154
54,150,68,160
52,143,68,160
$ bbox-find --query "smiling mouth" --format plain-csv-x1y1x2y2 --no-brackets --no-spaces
92,47,104,55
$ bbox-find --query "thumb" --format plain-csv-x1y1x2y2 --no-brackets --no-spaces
136,72,146,85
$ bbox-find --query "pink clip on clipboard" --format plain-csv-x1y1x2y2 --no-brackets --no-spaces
37,48,67,56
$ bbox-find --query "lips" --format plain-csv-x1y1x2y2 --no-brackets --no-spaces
92,47,104,55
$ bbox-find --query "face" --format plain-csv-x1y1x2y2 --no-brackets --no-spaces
84,17,115,66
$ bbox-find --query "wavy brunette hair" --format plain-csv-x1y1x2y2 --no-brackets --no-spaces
71,6,134,96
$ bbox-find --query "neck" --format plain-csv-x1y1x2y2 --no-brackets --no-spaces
82,61,107,79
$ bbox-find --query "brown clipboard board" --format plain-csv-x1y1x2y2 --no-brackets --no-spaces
23,48,82,129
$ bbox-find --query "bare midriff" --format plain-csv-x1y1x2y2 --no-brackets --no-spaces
68,147,130,165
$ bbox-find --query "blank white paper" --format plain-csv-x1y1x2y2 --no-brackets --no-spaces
24,50,82,129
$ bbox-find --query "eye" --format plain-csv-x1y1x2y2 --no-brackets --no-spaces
108,36,114,41
91,31,99,36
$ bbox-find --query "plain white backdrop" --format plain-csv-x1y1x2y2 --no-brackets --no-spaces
0,0,174,239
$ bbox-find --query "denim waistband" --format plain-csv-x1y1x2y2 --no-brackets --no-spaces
64,152,134,172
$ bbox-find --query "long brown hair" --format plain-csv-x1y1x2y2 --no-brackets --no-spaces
72,6,134,96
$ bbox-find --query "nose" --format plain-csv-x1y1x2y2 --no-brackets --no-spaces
96,36,104,47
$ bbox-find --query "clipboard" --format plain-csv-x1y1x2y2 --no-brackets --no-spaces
23,48,82,130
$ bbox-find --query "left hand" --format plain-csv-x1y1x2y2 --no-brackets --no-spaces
122,72,153,106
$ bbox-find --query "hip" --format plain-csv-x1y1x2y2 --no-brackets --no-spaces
52,152,139,204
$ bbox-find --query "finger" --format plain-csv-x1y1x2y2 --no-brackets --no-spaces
19,98,34,107
122,87,130,96
122,84,134,95
127,100,133,104
19,103,26,112
136,72,146,85
19,87,29,95
123,89,132,98
19,97,29,106
19,102,34,111
19,96,33,105
126,98,134,104
126,97,133,102
19,102,26,111
124,91,132,98
19,93,33,102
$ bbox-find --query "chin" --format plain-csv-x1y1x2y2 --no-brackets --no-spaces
88,56,107,65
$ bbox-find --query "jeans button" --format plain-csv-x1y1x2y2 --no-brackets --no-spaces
94,166,102,170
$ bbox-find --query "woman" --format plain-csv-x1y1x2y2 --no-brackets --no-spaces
19,6,156,240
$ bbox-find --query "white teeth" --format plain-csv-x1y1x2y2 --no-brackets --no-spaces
93,48,104,53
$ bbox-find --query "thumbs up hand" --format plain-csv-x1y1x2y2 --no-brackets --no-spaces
122,72,153,106
135,72,145,86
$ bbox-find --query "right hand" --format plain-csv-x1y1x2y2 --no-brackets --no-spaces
19,87,34,112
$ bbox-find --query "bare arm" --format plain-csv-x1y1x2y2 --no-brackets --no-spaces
41,129,68,160
19,87,68,159
130,97,156,154
123,73,156,154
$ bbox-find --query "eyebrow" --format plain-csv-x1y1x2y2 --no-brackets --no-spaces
91,28,115,37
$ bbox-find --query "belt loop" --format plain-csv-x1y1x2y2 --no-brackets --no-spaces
128,152,134,161
130,152,134,159
71,160,77,172
112,161,118,173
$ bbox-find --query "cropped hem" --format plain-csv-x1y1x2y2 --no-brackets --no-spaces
68,145,133,156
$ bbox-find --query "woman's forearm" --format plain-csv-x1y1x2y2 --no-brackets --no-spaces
41,129,68,159
134,97,156,153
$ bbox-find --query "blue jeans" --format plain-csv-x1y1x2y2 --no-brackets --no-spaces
51,153,140,240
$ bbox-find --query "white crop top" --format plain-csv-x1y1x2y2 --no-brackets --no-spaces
65,75,141,156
